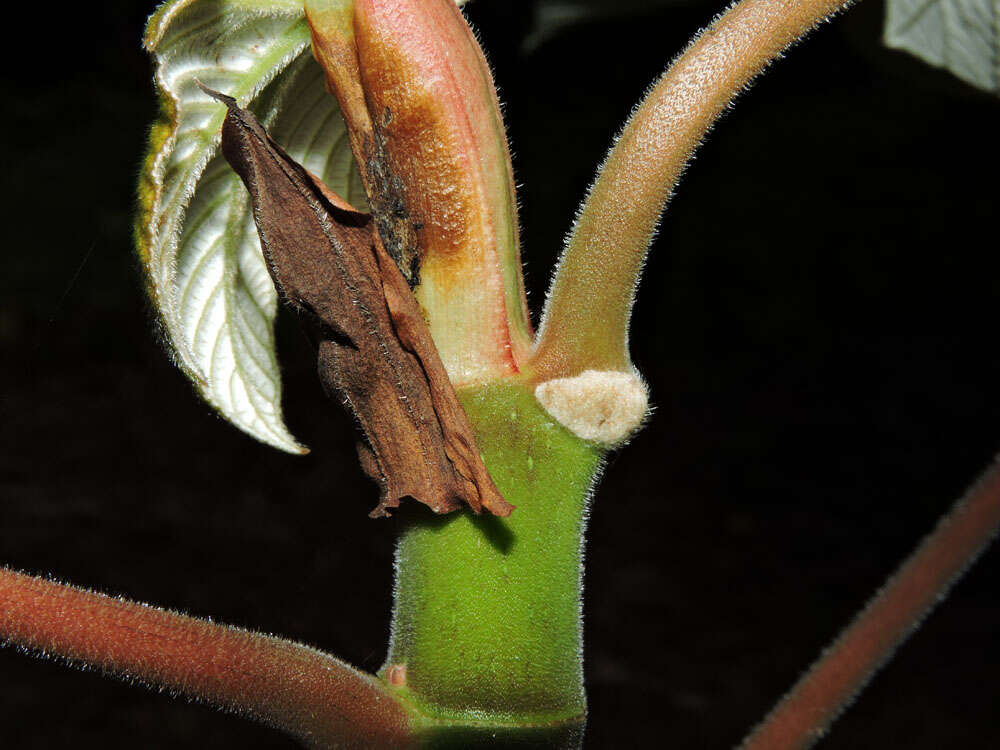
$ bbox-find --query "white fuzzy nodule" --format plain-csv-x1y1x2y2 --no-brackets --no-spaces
534,370,649,446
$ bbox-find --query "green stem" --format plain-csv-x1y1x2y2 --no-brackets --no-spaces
382,382,604,744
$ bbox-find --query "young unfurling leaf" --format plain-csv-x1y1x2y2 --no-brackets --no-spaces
209,87,512,519
308,0,533,385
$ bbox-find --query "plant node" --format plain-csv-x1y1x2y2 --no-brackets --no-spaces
534,370,649,446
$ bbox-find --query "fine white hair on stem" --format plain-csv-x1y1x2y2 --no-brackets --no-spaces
529,0,854,382
740,452,1000,749
535,369,650,446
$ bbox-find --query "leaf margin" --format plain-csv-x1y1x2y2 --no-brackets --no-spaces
138,0,315,454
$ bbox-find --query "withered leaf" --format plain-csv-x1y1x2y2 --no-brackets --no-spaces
206,86,512,519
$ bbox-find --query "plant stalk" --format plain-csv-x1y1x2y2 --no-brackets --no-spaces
740,454,1000,749
531,0,852,380
382,381,603,745
0,568,413,748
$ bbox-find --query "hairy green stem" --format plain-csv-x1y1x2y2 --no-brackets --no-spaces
383,381,603,745
740,454,1000,749
531,0,852,380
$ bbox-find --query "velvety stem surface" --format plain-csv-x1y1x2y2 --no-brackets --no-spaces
531,0,852,379
0,568,413,748
740,455,1000,749
383,382,602,739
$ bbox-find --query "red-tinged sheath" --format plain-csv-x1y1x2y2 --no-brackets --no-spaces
310,0,532,386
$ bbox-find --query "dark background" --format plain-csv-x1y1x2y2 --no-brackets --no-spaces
2,0,998,747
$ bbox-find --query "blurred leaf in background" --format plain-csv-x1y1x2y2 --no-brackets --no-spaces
522,0,702,52
884,0,999,94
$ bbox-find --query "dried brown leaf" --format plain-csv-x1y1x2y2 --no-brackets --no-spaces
207,86,512,519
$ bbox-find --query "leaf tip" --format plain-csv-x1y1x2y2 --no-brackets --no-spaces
193,79,237,109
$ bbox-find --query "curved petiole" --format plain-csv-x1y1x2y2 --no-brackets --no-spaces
0,568,414,748
530,0,853,380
